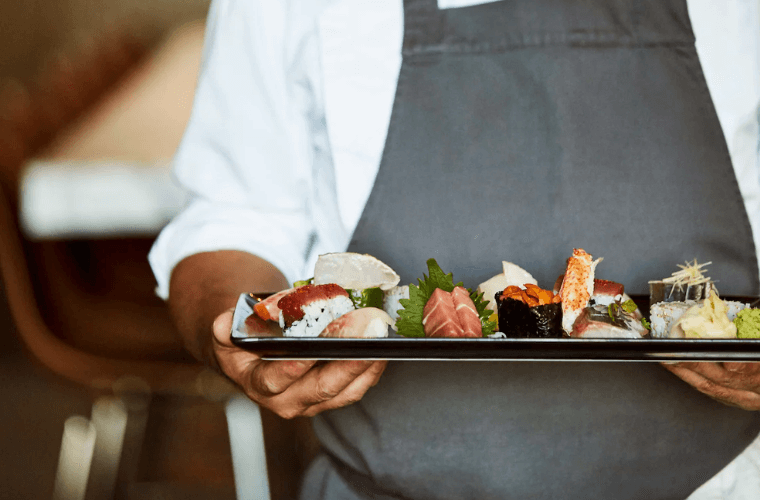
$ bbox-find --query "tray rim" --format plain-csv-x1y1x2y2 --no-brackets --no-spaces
230,292,760,361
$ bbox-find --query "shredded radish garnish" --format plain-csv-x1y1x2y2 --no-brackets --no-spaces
662,260,712,286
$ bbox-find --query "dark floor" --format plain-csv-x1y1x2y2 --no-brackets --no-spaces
0,284,92,499
0,282,237,500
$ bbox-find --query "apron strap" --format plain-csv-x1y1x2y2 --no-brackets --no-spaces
404,0,444,50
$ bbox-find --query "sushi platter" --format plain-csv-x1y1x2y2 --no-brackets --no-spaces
229,251,760,361
230,292,760,361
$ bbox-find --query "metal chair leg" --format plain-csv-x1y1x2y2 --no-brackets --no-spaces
225,394,270,500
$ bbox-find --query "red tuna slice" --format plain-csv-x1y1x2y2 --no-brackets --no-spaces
422,288,482,338
451,286,482,338
423,288,464,338
593,279,624,298
553,275,623,300
277,284,349,326
253,288,294,322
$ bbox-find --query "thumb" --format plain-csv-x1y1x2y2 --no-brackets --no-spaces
212,309,236,347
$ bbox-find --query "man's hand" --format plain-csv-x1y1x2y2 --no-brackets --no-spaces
663,362,760,411
213,309,388,419
167,251,388,419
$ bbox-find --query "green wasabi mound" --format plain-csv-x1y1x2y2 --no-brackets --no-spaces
735,309,760,339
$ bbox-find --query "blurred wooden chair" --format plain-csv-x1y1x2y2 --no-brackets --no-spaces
0,21,317,500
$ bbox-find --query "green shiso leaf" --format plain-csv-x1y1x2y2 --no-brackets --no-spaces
293,277,314,288
641,317,651,330
396,258,495,338
470,289,497,337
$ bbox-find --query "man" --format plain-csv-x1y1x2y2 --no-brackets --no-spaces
151,0,760,498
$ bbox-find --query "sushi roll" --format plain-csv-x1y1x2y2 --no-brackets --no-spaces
496,284,562,338
649,301,696,338
277,284,355,337
649,298,748,338
647,259,713,306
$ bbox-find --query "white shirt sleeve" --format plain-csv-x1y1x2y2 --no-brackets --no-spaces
149,0,322,298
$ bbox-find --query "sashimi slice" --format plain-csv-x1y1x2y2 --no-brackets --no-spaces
313,252,400,291
571,305,648,338
451,286,482,338
319,308,394,338
253,288,294,322
422,288,465,338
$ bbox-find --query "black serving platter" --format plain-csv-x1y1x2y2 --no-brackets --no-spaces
229,292,760,361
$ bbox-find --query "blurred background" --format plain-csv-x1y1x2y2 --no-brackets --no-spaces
0,1,315,499
0,1,757,499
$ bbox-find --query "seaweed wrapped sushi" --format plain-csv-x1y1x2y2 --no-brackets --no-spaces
496,284,562,338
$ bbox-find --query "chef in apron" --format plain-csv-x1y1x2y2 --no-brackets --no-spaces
168,0,760,498
300,1,760,498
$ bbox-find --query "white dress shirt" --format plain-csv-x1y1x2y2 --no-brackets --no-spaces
149,0,760,298
148,1,760,496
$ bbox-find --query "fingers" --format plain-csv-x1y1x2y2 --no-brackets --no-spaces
247,359,318,397
210,309,316,397
210,309,387,419
723,362,760,376
663,362,760,411
667,362,760,392
262,360,384,419
302,361,388,417
212,309,236,347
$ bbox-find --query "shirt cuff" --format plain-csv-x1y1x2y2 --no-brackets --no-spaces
149,199,313,299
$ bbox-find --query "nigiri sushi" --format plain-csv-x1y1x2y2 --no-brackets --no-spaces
277,284,355,337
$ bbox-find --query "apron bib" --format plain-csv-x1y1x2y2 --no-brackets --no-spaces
303,1,760,498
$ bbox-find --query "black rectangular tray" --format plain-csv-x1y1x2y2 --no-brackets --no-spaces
230,292,760,361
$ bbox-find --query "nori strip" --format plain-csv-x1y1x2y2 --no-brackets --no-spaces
496,292,563,338
531,302,562,338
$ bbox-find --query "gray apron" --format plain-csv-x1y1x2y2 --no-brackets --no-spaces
301,1,760,498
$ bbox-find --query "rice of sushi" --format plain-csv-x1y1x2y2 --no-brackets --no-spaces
649,301,697,338
280,295,355,337
650,299,749,338
383,285,409,322
725,300,749,320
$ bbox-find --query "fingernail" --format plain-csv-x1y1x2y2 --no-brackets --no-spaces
661,361,679,366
